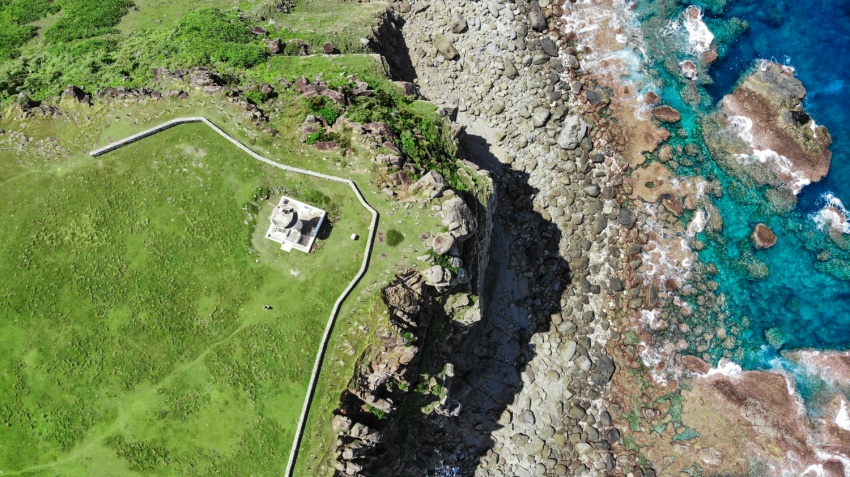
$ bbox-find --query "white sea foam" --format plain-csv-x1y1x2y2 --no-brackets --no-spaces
837,399,850,431
559,0,660,113
704,358,742,379
639,309,668,330
729,115,811,194
802,449,850,477
639,341,669,385
639,203,696,284
683,6,714,54
686,209,706,237
812,193,850,234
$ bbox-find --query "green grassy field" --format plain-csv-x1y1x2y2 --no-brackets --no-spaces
0,120,371,475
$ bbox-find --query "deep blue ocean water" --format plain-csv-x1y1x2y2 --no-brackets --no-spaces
634,0,850,368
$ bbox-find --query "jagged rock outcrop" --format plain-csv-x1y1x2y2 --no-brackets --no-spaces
711,61,832,194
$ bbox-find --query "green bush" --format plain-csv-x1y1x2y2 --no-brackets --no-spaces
385,229,404,247
3,0,60,24
305,131,323,145
304,96,341,125
44,0,134,43
0,22,36,61
317,106,339,125
347,90,463,188
0,0,61,60
245,90,269,105
169,9,269,69
367,405,387,420
175,8,253,43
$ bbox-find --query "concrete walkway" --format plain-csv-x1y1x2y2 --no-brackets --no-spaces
90,117,379,477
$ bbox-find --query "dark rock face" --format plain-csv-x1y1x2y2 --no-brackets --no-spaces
752,223,777,249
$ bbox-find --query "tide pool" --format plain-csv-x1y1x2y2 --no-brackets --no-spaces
633,0,850,367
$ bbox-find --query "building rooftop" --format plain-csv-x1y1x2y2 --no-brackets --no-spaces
265,196,326,253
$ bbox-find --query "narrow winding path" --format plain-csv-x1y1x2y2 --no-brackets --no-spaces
90,117,379,477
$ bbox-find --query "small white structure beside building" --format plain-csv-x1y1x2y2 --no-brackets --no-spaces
266,196,326,253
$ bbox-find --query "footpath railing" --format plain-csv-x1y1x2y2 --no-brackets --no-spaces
91,117,379,477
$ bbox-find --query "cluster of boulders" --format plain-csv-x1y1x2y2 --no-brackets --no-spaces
332,270,429,476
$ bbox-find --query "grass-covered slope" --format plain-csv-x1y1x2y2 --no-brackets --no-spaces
0,0,385,102
0,121,370,475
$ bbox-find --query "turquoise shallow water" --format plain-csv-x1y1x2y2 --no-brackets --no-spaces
633,0,850,368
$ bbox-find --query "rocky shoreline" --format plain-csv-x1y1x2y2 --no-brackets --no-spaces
328,0,850,476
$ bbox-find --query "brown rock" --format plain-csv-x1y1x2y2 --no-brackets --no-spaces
644,91,661,106
752,223,777,249
658,144,674,162
263,38,283,54
314,141,338,151
662,196,684,217
702,44,719,65
681,60,698,80
652,105,682,123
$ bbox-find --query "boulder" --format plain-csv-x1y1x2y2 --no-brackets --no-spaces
394,81,417,96
652,105,682,123
752,223,777,249
557,115,587,150
531,108,550,128
423,265,452,289
441,197,476,241
411,170,445,199
645,91,661,106
450,12,467,33
433,34,459,60
592,355,616,386
62,85,86,101
263,38,283,54
432,233,455,255
528,0,547,32
314,141,337,151
503,60,518,79
188,67,223,88
249,26,268,36
618,208,636,229
540,37,558,57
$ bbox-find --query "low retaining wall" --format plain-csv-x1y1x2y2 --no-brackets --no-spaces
90,117,379,477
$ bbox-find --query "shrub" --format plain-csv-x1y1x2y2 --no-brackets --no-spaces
347,90,463,188
317,106,339,125
385,229,404,247
367,405,387,420
304,96,341,125
299,188,331,208
0,23,36,61
305,131,323,145
245,90,269,105
44,0,135,43
174,8,253,43
169,9,269,69
2,0,60,24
